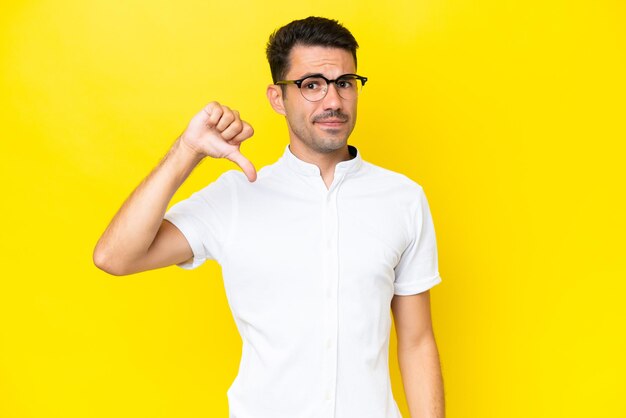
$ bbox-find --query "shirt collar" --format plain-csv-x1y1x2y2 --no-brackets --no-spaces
281,144,363,177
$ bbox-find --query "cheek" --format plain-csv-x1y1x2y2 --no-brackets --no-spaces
286,103,316,124
285,109,309,134
349,100,358,115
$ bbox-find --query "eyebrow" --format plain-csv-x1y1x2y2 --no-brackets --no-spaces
295,73,358,81
296,72,325,79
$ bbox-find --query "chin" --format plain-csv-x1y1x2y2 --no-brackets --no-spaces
313,138,348,153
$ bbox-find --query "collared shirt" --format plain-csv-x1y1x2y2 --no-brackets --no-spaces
164,144,442,418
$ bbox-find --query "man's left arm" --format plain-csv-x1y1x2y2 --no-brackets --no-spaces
391,290,445,418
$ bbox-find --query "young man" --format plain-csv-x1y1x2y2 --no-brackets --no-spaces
94,16,444,418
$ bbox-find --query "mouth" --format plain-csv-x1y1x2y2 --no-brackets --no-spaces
316,121,345,127
312,110,350,131
314,119,347,128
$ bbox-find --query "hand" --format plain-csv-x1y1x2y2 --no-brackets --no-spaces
180,101,257,182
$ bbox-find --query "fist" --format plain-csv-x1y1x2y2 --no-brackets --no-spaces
181,101,256,182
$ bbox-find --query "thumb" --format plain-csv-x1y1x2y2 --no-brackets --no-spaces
226,150,257,182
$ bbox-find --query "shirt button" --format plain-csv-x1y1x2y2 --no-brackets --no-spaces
325,390,331,400
326,338,332,349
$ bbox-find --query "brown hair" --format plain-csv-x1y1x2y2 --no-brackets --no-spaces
266,16,359,83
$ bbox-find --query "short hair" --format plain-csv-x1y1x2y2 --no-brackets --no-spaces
266,16,359,83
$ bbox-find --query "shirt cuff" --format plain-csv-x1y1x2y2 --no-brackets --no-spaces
393,274,442,296
163,213,207,270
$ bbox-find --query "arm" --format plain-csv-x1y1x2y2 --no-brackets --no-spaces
93,101,255,276
391,290,445,418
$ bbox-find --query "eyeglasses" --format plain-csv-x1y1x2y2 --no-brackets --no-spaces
276,73,368,102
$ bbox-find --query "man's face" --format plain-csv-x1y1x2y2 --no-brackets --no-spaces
276,45,358,154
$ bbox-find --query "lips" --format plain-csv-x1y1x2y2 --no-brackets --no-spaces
312,112,349,129
314,119,346,126
317,119,344,123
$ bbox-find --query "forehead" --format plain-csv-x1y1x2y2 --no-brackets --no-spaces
286,45,356,78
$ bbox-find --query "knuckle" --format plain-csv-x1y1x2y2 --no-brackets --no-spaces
211,106,223,117
222,110,235,121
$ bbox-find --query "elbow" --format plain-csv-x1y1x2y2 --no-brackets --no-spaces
93,245,131,276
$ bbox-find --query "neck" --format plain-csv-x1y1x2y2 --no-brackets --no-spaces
288,140,353,189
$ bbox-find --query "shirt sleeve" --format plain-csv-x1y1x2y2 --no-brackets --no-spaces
163,171,235,269
393,186,442,295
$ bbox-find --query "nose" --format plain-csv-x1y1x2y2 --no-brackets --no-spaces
321,82,342,110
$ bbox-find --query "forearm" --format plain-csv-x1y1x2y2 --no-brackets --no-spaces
94,138,202,273
397,335,445,418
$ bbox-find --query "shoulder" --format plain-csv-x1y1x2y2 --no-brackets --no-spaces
195,158,283,202
217,159,281,187
358,160,426,198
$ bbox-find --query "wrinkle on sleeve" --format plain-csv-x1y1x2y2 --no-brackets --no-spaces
164,172,236,270
393,186,442,295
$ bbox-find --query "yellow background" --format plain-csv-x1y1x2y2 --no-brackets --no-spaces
1,1,624,417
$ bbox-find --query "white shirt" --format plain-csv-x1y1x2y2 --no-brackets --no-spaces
164,144,442,418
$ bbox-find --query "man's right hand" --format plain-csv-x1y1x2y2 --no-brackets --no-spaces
94,101,257,275
180,101,257,182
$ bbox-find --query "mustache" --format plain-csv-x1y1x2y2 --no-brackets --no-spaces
312,110,349,123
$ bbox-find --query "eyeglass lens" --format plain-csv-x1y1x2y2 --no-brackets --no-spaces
300,76,363,101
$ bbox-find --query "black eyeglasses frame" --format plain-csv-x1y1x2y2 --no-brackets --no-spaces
275,73,368,101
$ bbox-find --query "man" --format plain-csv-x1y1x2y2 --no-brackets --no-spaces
94,16,444,418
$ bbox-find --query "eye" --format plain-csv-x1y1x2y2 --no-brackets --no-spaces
336,78,355,89
302,78,323,90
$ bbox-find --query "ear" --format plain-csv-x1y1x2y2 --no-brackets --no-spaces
266,84,286,116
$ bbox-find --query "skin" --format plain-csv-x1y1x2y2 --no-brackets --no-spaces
266,45,357,189
93,43,444,418
392,291,446,418
93,101,254,275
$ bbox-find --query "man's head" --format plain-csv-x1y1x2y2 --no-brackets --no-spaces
265,17,365,156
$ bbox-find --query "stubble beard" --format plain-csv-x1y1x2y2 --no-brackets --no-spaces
289,111,356,154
